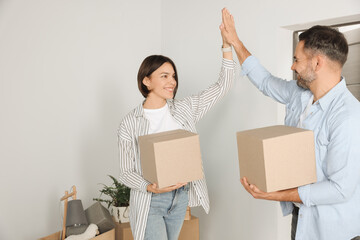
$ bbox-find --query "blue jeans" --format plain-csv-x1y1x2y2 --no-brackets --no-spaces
144,185,189,240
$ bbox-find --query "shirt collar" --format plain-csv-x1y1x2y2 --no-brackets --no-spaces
134,99,175,118
317,77,347,111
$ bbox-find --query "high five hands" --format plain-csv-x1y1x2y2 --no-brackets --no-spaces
219,8,240,48
219,8,251,64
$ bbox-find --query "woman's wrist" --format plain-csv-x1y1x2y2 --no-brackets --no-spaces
147,184,154,193
222,43,233,60
222,42,231,48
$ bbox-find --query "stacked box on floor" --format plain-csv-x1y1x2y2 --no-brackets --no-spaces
114,216,200,240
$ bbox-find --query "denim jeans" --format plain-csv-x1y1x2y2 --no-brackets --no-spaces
144,185,189,240
291,204,360,240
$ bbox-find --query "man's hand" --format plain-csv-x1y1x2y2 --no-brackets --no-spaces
241,177,270,199
147,182,187,194
241,177,303,203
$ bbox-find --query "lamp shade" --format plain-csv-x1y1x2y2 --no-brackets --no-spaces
66,199,88,227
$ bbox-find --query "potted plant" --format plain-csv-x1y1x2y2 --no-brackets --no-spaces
93,175,131,223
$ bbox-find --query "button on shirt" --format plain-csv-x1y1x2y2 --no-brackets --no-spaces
241,56,360,240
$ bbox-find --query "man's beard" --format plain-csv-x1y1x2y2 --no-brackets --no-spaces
296,65,316,90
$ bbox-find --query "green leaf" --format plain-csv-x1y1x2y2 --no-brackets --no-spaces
93,175,131,207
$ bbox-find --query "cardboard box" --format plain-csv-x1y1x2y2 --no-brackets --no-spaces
236,125,316,192
178,216,199,240
39,228,115,240
139,129,203,188
114,216,199,240
114,222,133,240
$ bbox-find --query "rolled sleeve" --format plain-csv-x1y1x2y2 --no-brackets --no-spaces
241,55,258,76
298,184,311,207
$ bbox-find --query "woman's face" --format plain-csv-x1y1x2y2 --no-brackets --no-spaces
143,62,177,100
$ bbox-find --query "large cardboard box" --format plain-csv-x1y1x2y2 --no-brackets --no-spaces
39,228,115,240
114,216,199,240
236,125,316,192
139,129,203,188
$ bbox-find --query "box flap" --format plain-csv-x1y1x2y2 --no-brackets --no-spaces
238,125,310,140
139,129,196,143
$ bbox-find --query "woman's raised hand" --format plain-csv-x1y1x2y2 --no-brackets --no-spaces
219,8,240,47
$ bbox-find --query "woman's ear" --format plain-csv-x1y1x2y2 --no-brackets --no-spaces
143,77,151,90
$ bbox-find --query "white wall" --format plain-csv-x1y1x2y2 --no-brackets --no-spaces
1,0,359,239
161,0,360,239
0,1,161,239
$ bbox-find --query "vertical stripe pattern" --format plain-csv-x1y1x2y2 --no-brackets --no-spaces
117,58,235,240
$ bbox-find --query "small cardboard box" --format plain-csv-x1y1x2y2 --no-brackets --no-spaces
139,129,203,188
114,216,199,240
114,222,133,240
39,228,115,240
178,216,199,240
236,125,317,192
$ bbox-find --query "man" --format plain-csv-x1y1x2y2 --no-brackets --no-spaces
220,8,360,240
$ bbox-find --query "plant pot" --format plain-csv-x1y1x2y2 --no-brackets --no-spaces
111,206,130,223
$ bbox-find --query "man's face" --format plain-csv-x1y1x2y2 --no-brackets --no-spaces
291,41,316,89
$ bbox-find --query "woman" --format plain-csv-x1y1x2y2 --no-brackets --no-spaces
118,23,235,240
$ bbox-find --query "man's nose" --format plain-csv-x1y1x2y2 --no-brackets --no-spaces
291,63,295,71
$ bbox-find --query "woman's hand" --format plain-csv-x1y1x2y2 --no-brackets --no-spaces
147,182,187,194
220,8,240,47
220,7,251,64
220,22,231,48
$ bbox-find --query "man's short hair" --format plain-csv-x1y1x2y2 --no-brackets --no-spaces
299,25,348,67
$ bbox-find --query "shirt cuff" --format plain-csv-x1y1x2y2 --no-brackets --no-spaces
241,55,258,76
298,184,311,207
222,58,236,69
140,179,152,193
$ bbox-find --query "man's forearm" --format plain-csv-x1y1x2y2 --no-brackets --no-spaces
232,39,252,65
242,177,302,203
267,187,302,203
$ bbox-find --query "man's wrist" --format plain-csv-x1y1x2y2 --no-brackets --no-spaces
232,38,243,49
